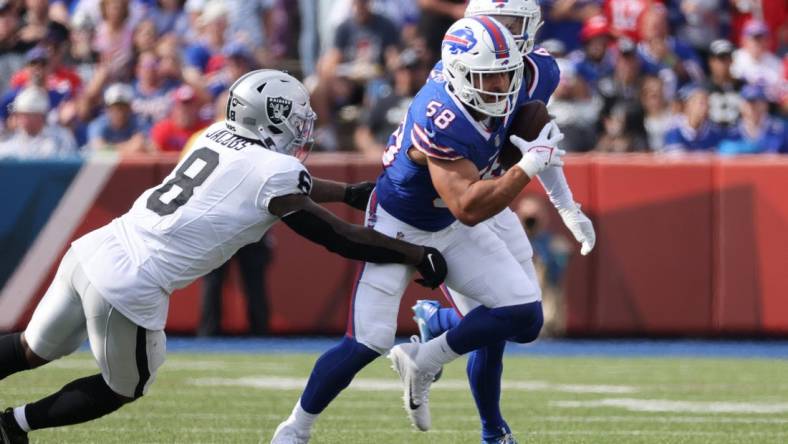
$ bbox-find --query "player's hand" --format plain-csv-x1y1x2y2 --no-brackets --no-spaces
414,247,447,289
343,181,375,211
558,202,596,256
511,121,566,178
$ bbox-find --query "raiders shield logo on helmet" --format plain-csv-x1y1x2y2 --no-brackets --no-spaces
267,96,293,125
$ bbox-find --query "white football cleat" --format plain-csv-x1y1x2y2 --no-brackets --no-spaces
388,339,439,431
270,418,310,444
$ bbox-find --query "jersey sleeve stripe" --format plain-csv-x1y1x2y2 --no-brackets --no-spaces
410,130,463,160
412,124,457,154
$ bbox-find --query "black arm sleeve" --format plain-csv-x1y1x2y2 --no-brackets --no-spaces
281,209,413,264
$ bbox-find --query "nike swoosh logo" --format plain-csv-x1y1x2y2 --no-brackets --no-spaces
426,254,435,271
409,382,420,410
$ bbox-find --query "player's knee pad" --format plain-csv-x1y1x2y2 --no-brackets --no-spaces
505,302,544,344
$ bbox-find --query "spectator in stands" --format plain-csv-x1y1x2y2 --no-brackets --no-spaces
718,84,787,154
636,4,704,97
594,100,649,152
0,0,35,93
18,0,51,47
150,0,188,36
547,58,603,152
207,41,256,99
67,11,100,86
0,86,78,158
730,19,783,101
676,0,723,59
225,0,278,62
1,44,77,129
539,0,601,53
311,0,399,150
150,84,210,152
132,51,177,132
87,83,148,154
603,0,650,42
182,0,228,87
154,35,185,85
94,0,135,81
132,18,159,56
598,38,643,116
572,15,616,88
706,39,744,128
663,84,724,152
353,46,424,159
640,74,674,151
9,22,82,97
416,0,465,60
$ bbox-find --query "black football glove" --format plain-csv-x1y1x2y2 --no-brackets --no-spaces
343,181,375,211
414,247,447,289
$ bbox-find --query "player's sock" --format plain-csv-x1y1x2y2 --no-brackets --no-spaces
446,301,543,355
427,308,461,337
23,374,130,429
286,400,318,431
467,341,511,440
0,333,31,380
299,336,379,414
417,332,460,370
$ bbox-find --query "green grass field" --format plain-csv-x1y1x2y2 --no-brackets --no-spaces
3,351,788,443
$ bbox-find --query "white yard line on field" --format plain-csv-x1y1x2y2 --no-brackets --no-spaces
553,398,788,414
187,376,638,394
49,359,292,372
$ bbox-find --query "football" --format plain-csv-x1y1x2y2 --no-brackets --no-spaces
499,100,552,169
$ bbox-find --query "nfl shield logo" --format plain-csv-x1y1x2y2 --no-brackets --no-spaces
267,97,293,124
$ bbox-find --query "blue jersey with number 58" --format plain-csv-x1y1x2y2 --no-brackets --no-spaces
375,48,560,232
375,68,517,231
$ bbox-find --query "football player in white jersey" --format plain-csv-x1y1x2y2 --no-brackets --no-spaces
0,70,447,444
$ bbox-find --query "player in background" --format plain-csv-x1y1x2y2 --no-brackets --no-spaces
0,70,447,444
409,1,596,443
272,16,566,444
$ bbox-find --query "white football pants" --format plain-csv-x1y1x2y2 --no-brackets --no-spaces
24,248,166,398
349,194,541,354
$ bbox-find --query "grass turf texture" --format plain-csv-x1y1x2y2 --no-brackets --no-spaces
3,352,787,443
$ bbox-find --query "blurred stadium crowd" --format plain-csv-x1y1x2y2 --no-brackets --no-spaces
0,0,785,159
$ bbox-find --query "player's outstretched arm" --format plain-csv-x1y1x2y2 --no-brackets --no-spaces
310,178,375,211
268,193,447,288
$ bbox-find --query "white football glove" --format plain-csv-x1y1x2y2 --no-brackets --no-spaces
558,202,596,256
510,121,566,179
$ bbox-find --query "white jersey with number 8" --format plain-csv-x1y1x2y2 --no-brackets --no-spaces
71,122,311,330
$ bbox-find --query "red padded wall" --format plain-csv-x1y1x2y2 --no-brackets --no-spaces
714,156,788,334
590,155,715,334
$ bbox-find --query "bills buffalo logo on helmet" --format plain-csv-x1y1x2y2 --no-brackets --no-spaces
443,28,479,54
267,96,293,125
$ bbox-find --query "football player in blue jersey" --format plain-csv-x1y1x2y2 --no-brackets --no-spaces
272,14,572,444
409,1,596,443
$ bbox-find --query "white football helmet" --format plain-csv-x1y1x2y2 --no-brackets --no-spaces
225,69,316,160
465,0,543,54
441,17,524,118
